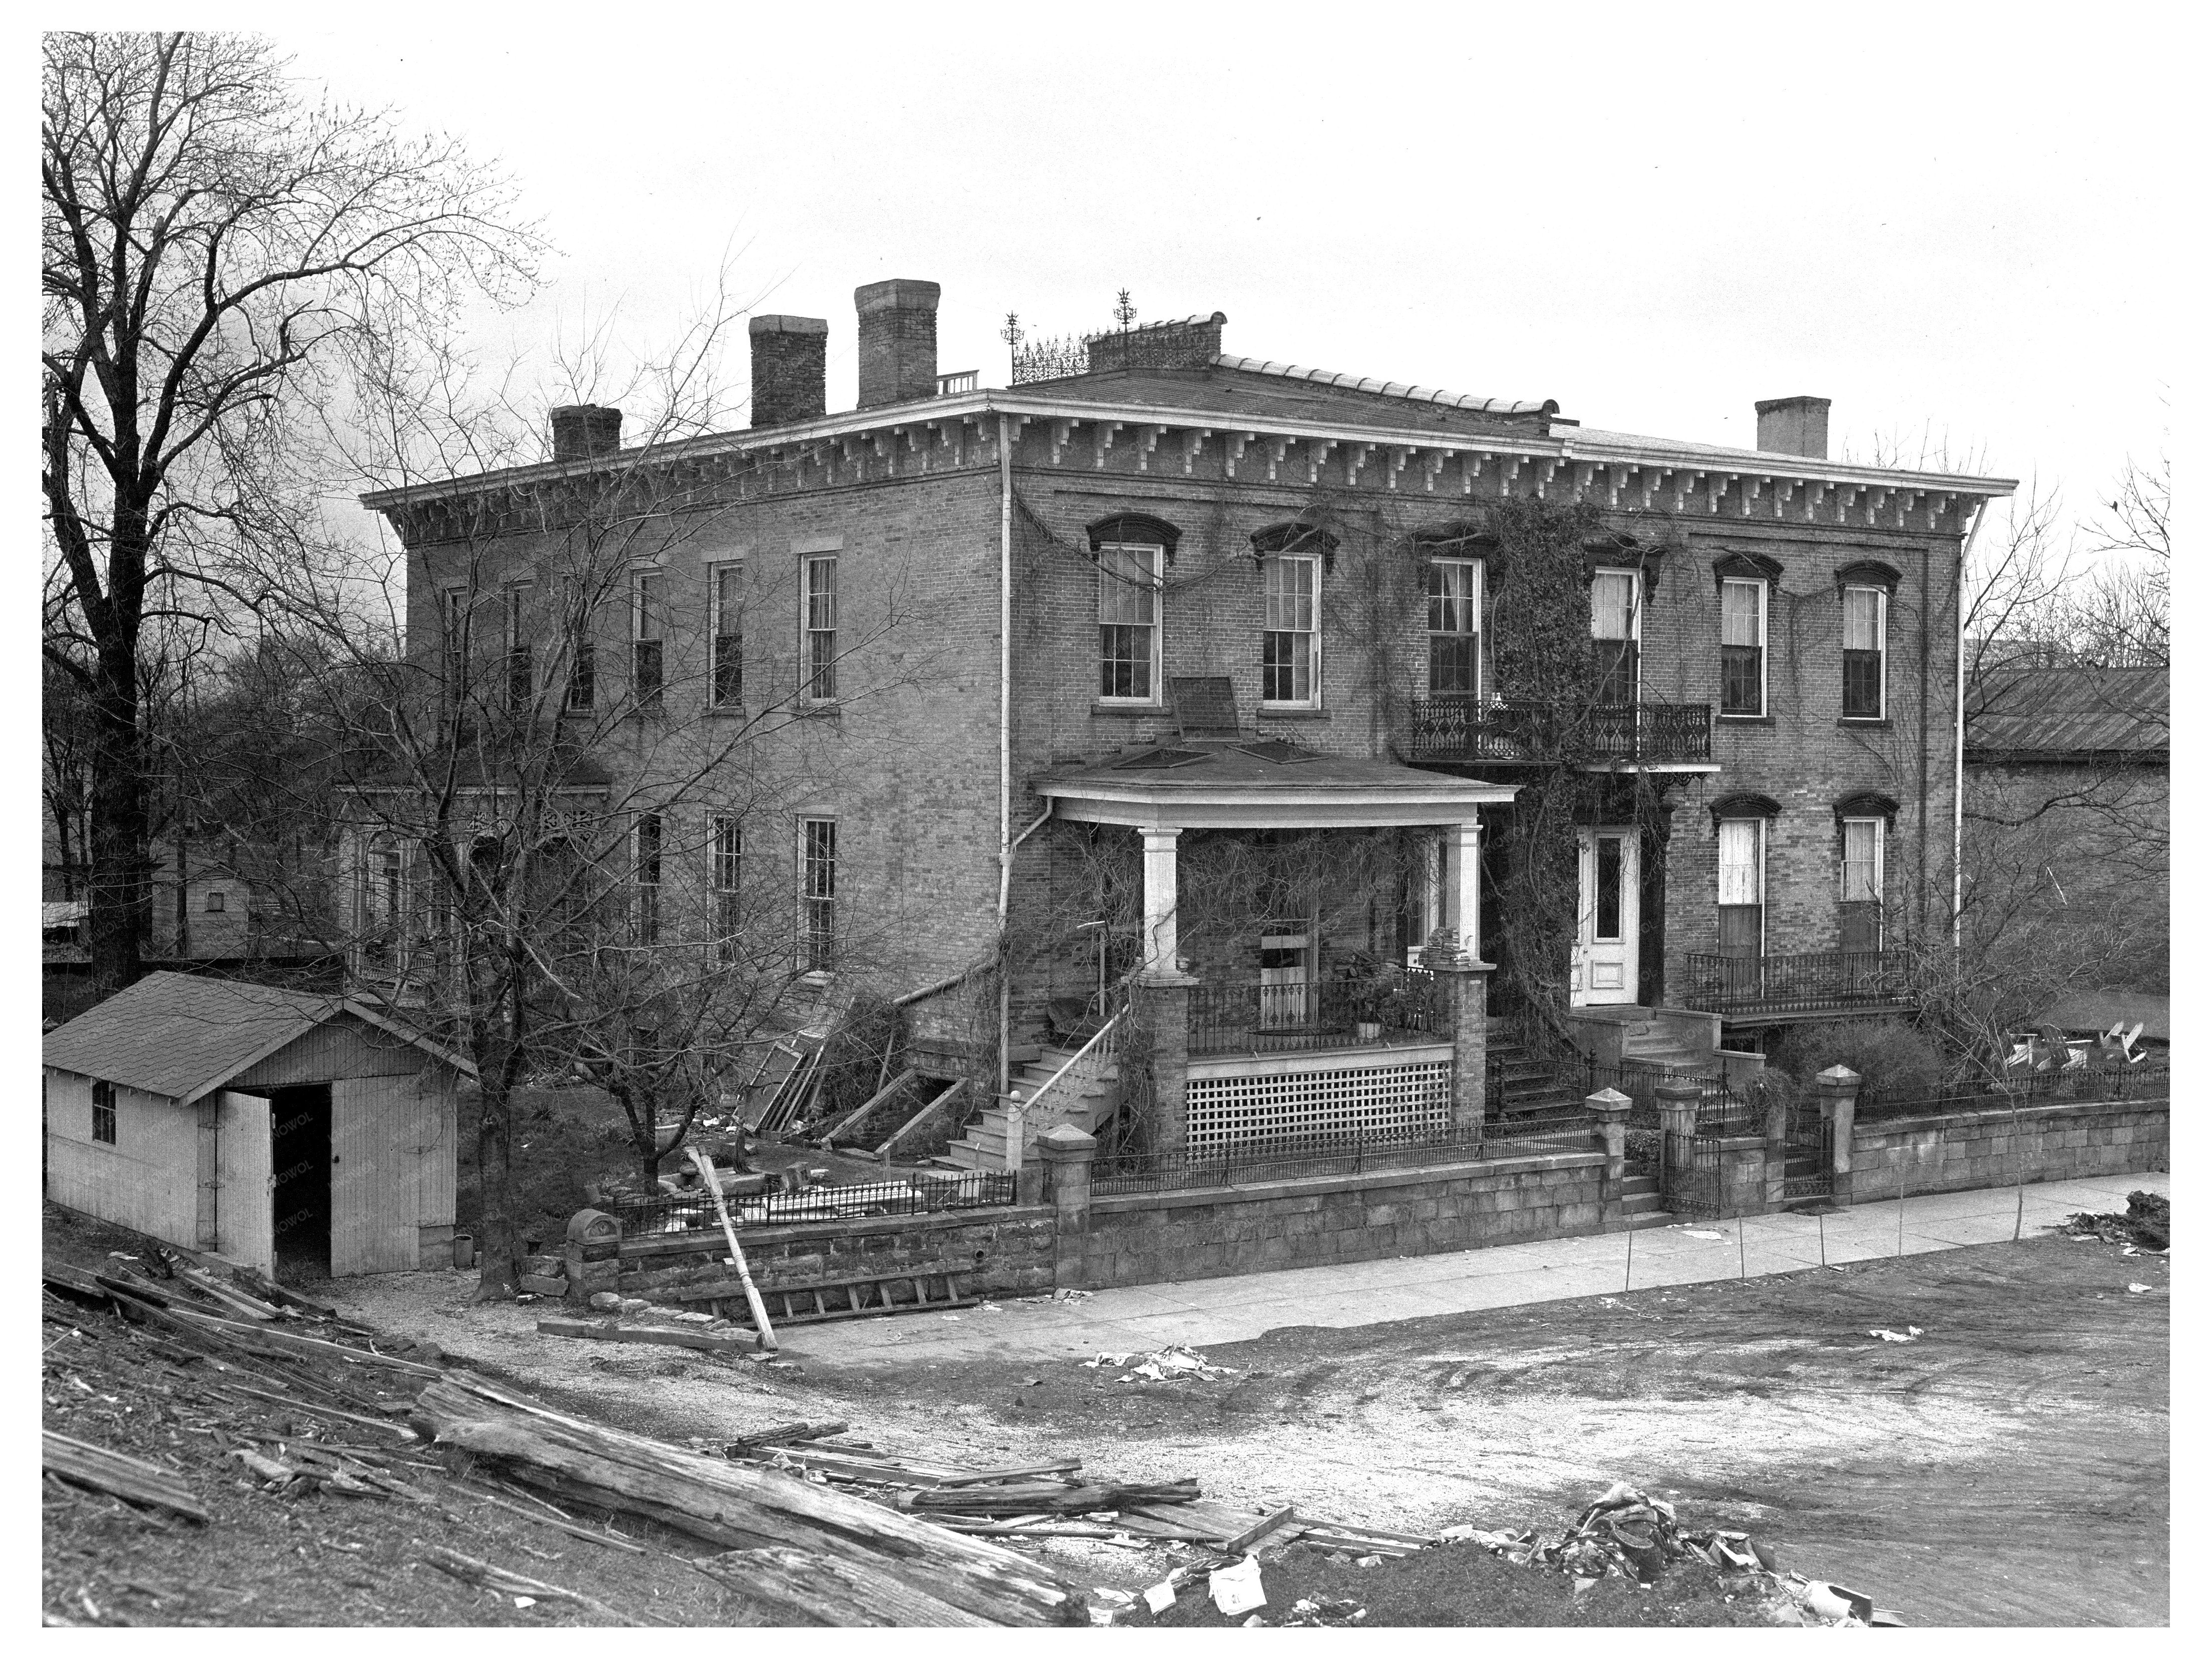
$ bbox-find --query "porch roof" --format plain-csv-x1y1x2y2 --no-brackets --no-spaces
1034,740,1516,829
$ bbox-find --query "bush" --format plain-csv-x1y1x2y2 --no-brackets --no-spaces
1770,1018,1945,1102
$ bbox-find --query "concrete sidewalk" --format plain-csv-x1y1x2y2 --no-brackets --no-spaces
787,1169,2169,1367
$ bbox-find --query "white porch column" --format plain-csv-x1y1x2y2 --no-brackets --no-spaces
1449,819,1483,964
1138,823,1184,982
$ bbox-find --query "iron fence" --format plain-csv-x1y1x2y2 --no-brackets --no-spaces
1678,948,1913,1016
1856,1062,2169,1122
608,1169,1018,1236
1188,966,1441,1057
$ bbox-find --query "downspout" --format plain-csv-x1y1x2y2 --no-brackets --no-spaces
1953,500,1989,951
1918,543,1931,943
997,412,1015,1099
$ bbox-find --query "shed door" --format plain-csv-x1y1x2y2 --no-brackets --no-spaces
331,1076,419,1274
213,1090,274,1276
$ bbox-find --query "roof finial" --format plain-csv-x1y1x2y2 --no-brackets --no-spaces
1114,288,1136,331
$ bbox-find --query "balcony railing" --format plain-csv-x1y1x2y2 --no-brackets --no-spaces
1679,949,1913,1017
1188,966,1442,1058
1404,696,1712,766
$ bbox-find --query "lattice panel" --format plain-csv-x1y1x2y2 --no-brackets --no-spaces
1187,1060,1453,1151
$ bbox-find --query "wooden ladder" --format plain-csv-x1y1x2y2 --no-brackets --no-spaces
675,1268,974,1328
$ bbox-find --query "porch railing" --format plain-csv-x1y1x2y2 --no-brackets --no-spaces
1187,966,1441,1058
1404,696,1712,766
1678,948,1913,1017
1091,1114,1593,1196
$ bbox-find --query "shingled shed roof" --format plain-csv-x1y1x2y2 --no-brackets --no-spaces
42,971,470,1105
1966,665,2169,760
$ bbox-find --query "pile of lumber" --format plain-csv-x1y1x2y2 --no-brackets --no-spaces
410,1375,1085,1626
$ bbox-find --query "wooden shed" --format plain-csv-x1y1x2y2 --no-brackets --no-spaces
43,971,471,1279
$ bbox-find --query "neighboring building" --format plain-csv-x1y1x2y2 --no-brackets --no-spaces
1964,661,2168,998
350,286,2014,1161
42,971,469,1278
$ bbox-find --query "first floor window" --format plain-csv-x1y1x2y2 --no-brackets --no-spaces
711,562,744,707
1427,558,1481,696
1590,569,1640,705
1097,542,1161,701
1840,817,1883,951
1716,817,1765,958
630,569,664,711
634,813,663,945
803,554,838,702
91,1080,116,1145
1261,552,1320,706
800,817,836,972
712,814,742,963
568,638,596,710
1842,585,1886,718
1720,577,1767,715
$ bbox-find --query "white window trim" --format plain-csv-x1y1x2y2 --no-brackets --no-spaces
1716,816,1767,954
1720,576,1768,717
1591,566,1643,703
1096,541,1165,707
709,560,744,708
1260,550,1323,710
1842,584,1888,719
1840,815,1884,896
798,814,838,977
1427,556,1484,698
801,554,839,705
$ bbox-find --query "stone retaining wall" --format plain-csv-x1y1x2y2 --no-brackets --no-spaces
1848,1097,2167,1201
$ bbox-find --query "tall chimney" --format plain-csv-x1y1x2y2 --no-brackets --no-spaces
549,404,622,462
854,279,940,409
749,315,829,427
1755,396,1830,459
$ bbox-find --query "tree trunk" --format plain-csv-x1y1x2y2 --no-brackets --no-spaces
86,636,150,996
473,1079,518,1300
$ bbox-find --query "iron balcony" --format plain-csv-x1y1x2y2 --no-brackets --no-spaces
1404,696,1713,767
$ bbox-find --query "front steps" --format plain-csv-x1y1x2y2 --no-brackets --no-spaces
939,1044,1121,1172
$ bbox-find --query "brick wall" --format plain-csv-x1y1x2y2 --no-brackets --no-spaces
1849,1096,2168,1198
1063,1147,1609,1288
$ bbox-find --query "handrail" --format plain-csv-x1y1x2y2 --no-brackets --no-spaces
1014,1011,1121,1117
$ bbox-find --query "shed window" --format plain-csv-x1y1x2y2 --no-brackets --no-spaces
92,1080,116,1145
205,889,226,914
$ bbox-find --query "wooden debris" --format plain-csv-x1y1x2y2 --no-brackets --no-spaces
418,1545,631,1623
537,1318,757,1355
1221,1504,1299,1554
818,1067,920,1147
453,1479,650,1554
908,1478,1201,1518
43,1431,210,1523
726,1420,849,1452
694,1545,996,1627
937,1459,1083,1487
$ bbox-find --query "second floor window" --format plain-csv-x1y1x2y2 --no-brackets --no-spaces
1097,543,1161,702
1716,816,1764,958
634,813,663,945
504,584,533,715
1427,559,1481,696
800,816,836,972
1842,585,1886,718
1840,816,1883,951
711,563,743,707
712,814,741,963
1720,577,1768,715
630,570,663,711
803,555,838,702
1590,570,1640,705
441,588,471,704
567,636,595,711
1261,553,1320,707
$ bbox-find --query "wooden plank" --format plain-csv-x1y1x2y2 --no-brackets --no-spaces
875,1078,967,1160
818,1067,919,1147
937,1460,1084,1487
537,1319,758,1355
1220,1504,1298,1554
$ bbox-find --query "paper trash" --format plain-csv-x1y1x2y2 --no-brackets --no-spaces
1209,1554,1267,1616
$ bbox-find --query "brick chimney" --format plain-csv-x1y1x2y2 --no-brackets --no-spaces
855,279,940,409
549,404,622,462
1755,396,1830,459
749,314,829,428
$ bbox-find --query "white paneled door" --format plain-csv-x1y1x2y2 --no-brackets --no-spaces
1573,827,1640,1007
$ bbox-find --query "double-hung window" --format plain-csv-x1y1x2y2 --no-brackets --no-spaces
1261,553,1321,707
1720,577,1768,715
1097,543,1162,703
799,817,837,973
1590,570,1641,706
567,625,596,711
711,563,744,708
504,583,533,715
91,1080,116,1145
1427,559,1482,697
1716,817,1765,960
634,813,663,945
803,555,838,702
440,588,471,704
629,570,664,711
712,814,742,964
1840,817,1883,951
1841,585,1886,718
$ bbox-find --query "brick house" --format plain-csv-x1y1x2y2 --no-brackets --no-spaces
351,283,2014,1168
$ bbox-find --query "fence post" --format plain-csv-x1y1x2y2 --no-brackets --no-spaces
1139,976,1194,1156
1654,1080,1700,1207
1424,934,1491,1138
1762,1083,1791,1213
1039,1124,1097,1290
1815,1064,1860,1207
1587,1088,1632,1225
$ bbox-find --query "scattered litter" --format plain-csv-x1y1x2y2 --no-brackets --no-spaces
978,1302,1003,1314
1208,1554,1267,1615
1025,1377,1043,1388
940,1314,962,1322
1242,1614,1268,1627
1681,1229,1727,1241
1114,1344,1238,1384
672,1311,714,1323
1081,1353,1132,1369
1354,1554,1384,1568
1055,1287,1093,1302
2127,1283,2152,1295
105,1253,140,1262
1143,1580,1178,1614
1090,1586,1134,1605
1868,1327,1922,1343
512,1595,536,1609
1283,1596,1366,1626
2055,1190,2170,1250
1086,1605,1117,1626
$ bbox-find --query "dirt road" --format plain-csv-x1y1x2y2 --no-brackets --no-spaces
344,1232,2167,1626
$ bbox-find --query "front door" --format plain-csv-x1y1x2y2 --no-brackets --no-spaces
1573,827,1640,1006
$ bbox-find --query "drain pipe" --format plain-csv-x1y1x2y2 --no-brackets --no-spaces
997,412,1016,1099
1953,497,1989,950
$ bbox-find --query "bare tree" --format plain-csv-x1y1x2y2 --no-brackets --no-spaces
42,30,543,997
